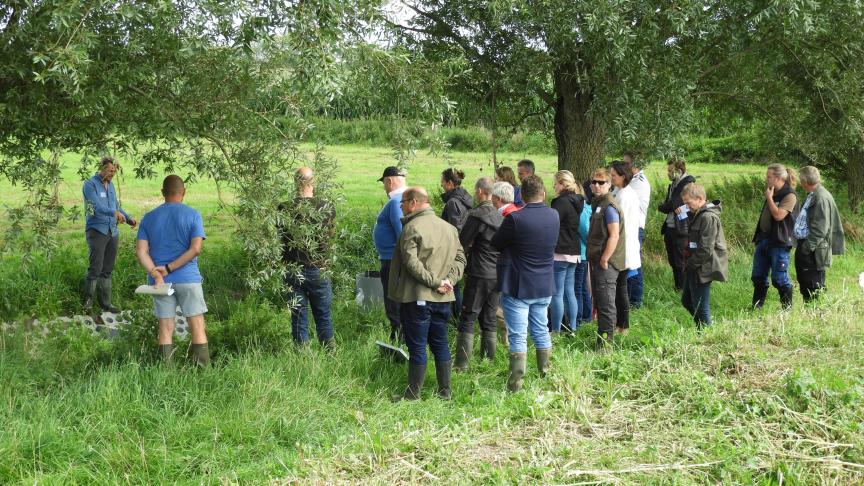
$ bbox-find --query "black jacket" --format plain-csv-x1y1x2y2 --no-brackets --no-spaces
459,200,504,279
658,174,696,236
551,191,584,255
753,183,799,248
441,187,474,231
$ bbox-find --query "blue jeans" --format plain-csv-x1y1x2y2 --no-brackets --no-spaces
401,301,451,365
550,261,578,332
682,270,712,328
627,227,645,307
287,266,334,343
574,260,592,324
502,293,552,353
751,239,792,290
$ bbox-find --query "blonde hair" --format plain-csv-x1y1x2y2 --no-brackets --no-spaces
681,183,706,201
767,163,798,189
799,166,821,185
591,168,611,182
554,170,584,195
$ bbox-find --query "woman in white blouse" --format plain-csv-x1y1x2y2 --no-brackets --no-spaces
609,160,642,334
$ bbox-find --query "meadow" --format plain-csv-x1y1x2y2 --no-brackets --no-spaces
1,144,863,483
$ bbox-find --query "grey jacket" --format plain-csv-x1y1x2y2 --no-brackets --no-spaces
802,185,845,269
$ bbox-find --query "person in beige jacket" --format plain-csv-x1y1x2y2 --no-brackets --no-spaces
389,187,466,401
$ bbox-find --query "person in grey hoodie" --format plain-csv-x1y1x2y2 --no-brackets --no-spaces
681,183,728,328
441,167,474,320
454,177,504,370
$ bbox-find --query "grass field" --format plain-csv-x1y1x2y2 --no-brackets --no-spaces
2,144,863,483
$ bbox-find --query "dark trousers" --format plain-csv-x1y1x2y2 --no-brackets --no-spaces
287,266,334,343
795,240,826,302
663,230,687,291
452,280,463,321
401,301,451,365
627,227,646,306
590,262,621,337
379,260,402,337
574,260,592,324
86,229,119,282
457,276,499,334
615,268,630,329
682,270,712,327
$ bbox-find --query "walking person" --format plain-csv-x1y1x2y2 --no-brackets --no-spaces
491,175,559,392
610,161,640,333
658,158,696,291
794,166,845,302
680,184,728,328
373,166,407,342
586,169,627,352
549,170,585,334
82,157,137,313
751,164,799,310
454,177,503,371
389,188,466,401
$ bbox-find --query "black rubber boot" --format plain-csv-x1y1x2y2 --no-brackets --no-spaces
480,331,497,360
190,343,210,367
435,360,452,400
536,347,552,377
83,278,97,312
393,363,426,401
97,278,120,313
779,286,794,311
751,282,769,310
454,332,473,372
159,344,175,364
507,352,527,392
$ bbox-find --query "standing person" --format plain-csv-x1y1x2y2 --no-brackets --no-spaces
586,169,626,352
82,157,137,313
491,181,520,216
795,166,845,302
373,166,407,342
454,177,503,370
658,159,696,291
627,159,651,308
549,170,585,334
680,184,728,328
574,192,593,326
610,161,640,334
278,167,336,348
491,175,559,392
752,163,799,310
135,175,209,366
389,187,466,401
516,159,536,182
495,166,523,206
440,167,473,321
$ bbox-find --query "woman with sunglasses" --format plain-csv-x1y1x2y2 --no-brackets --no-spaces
586,169,627,352
610,160,640,334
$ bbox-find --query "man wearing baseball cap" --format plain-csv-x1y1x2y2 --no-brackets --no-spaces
373,166,407,342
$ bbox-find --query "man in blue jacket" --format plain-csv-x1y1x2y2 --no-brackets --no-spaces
491,175,559,392
373,166,407,342
82,157,136,313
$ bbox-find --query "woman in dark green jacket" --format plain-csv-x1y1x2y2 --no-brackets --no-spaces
681,183,728,328
795,166,845,302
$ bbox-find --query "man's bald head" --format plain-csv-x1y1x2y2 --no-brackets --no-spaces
401,186,430,215
162,175,185,200
295,167,314,187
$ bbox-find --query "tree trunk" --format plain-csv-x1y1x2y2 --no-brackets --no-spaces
552,65,605,183
847,147,864,212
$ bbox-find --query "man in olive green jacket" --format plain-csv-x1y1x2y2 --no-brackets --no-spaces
681,184,728,328
389,187,466,401
795,166,845,302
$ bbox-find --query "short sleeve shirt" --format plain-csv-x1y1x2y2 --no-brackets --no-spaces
137,203,206,284
604,205,620,225
759,192,797,233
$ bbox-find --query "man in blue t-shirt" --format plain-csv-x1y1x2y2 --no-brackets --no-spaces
372,166,407,342
136,175,209,366
82,157,136,313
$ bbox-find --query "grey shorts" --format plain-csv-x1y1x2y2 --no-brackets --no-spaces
152,283,208,319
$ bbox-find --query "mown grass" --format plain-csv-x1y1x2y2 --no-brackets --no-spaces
1,145,863,483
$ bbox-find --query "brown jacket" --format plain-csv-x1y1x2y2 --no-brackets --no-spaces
686,204,729,283
388,208,466,303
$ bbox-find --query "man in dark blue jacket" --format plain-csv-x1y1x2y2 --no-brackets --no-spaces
491,175,559,392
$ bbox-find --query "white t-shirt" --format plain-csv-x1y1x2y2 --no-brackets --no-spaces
629,170,651,229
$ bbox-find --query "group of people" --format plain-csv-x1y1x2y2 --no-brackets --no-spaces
82,155,846,399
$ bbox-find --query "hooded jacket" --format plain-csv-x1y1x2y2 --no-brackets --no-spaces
551,191,585,256
686,203,729,284
460,200,504,279
441,187,474,231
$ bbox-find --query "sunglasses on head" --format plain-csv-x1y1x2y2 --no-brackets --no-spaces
590,180,608,185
